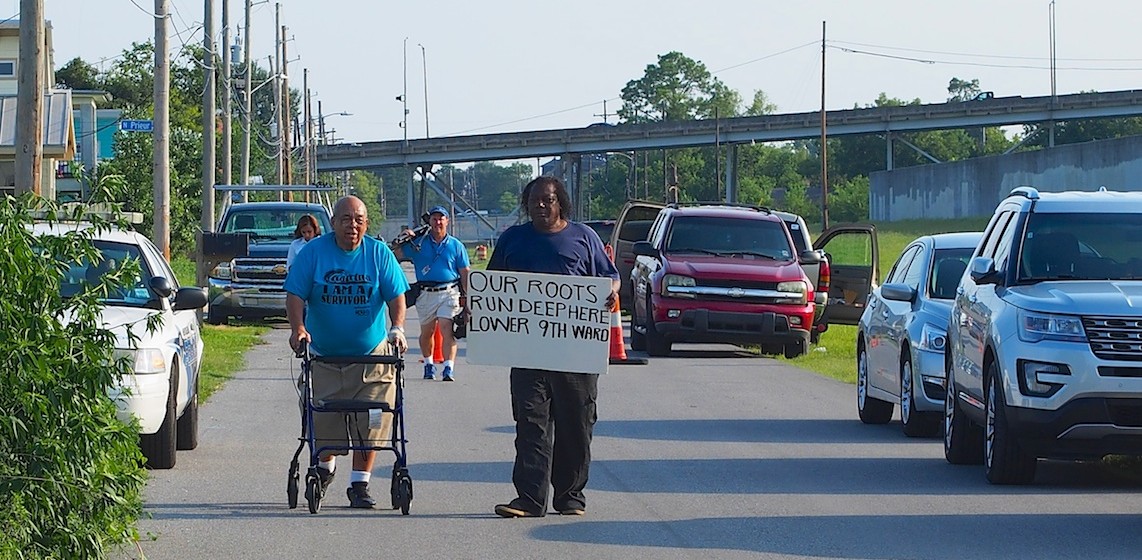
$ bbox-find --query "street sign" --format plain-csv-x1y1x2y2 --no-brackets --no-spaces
120,119,154,132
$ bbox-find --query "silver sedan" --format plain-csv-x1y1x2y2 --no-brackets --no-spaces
856,232,982,437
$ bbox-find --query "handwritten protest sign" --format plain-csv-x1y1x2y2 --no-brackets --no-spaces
465,270,612,374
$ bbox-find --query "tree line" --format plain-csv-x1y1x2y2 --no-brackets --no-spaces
56,47,1142,257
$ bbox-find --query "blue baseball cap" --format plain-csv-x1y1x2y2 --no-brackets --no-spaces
428,205,449,217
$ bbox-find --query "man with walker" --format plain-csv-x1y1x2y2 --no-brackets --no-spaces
285,195,410,509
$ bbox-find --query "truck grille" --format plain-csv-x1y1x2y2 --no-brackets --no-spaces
1084,316,1142,361
702,279,779,291
232,257,288,286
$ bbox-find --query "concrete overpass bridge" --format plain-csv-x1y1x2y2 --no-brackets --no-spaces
316,89,1142,226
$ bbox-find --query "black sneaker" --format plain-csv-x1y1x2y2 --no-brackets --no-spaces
316,466,335,495
494,500,544,518
347,482,376,509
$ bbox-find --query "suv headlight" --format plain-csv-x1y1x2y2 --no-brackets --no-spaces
210,261,232,280
1018,310,1086,343
776,281,808,305
663,274,696,298
917,323,947,352
113,348,167,375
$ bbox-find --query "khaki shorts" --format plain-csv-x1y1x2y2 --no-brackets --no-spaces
416,286,461,325
300,340,397,456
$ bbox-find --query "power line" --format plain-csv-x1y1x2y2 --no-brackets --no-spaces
454,40,820,135
832,44,1142,71
831,39,1142,63
710,40,819,74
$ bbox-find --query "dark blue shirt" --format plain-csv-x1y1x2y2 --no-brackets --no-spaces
488,221,619,280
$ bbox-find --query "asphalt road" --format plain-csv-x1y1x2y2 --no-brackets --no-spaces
124,319,1142,560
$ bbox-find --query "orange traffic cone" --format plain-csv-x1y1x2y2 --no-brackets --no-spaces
418,324,447,364
433,324,444,362
609,293,648,365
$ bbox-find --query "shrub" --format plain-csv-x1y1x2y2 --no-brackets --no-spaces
0,195,146,559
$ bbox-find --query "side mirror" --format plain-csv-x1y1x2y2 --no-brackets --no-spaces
632,241,658,258
969,257,1001,285
880,282,917,303
798,249,821,264
149,276,174,299
173,287,209,311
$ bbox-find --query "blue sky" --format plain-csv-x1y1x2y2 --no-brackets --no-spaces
31,0,1142,145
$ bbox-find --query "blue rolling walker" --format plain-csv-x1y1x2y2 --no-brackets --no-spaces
287,346,412,514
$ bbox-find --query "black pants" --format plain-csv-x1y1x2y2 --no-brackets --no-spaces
508,368,598,515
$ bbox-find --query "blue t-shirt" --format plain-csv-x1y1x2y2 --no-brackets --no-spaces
403,233,470,283
488,221,619,279
284,233,410,356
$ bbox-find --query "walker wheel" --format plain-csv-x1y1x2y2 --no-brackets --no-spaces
397,475,413,515
287,468,299,509
305,475,322,514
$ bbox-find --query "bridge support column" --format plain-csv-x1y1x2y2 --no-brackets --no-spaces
886,133,894,171
725,144,738,204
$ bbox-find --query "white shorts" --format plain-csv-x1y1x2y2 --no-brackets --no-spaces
416,286,461,326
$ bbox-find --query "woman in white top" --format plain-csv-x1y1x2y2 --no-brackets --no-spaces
286,214,321,269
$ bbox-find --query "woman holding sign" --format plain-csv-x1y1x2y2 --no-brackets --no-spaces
487,176,619,518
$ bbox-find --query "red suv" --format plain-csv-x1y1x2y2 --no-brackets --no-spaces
629,204,822,358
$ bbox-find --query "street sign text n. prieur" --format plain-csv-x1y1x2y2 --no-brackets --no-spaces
120,119,154,133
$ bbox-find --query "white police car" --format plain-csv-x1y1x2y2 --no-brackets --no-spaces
37,222,208,469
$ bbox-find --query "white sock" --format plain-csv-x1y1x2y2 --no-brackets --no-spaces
319,457,335,472
444,360,454,369
349,470,370,484
425,359,435,366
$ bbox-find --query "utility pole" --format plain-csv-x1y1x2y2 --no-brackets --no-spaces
280,24,292,184
221,0,231,186
1048,0,1057,148
318,99,324,145
402,37,414,228
820,20,829,230
592,100,611,124
272,3,282,186
239,0,252,192
154,0,172,259
15,0,44,196
303,69,311,185
418,43,429,138
201,0,216,235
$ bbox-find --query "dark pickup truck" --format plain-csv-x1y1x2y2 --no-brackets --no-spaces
204,194,333,324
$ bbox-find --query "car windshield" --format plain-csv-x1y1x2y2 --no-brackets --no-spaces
223,209,327,242
1019,213,1142,281
928,248,973,299
59,240,155,308
665,216,793,260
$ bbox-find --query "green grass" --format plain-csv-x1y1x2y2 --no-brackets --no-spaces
170,257,196,286
787,324,859,383
198,324,269,400
782,217,989,380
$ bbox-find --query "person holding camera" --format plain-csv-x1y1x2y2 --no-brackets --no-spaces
393,205,470,381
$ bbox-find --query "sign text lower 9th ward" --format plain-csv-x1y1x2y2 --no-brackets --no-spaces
464,270,612,374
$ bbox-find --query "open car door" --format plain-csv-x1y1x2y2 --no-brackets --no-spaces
814,224,878,327
610,201,665,312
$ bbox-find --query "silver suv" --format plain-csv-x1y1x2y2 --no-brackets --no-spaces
945,186,1142,484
